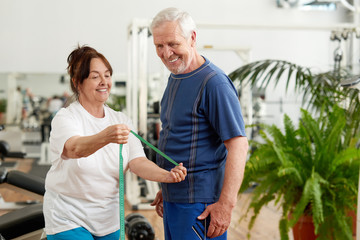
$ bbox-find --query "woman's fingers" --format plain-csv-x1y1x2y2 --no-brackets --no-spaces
106,124,130,144
170,163,187,182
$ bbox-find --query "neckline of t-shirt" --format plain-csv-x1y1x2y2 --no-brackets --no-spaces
75,101,109,122
170,57,211,80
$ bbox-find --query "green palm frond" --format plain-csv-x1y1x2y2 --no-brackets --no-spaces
289,174,323,230
229,59,360,137
298,108,323,151
229,60,312,91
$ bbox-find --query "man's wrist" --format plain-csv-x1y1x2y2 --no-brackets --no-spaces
218,195,237,209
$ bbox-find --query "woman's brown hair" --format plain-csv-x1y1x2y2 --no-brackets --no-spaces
67,45,113,99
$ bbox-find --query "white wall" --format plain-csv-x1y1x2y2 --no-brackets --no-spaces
0,0,354,128
0,0,350,73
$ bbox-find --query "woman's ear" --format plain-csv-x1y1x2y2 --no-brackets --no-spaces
72,78,77,89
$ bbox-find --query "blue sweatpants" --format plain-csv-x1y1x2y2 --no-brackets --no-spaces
47,227,120,240
163,201,227,240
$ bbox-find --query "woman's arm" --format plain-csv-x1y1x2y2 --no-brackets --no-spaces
129,157,187,183
62,124,130,159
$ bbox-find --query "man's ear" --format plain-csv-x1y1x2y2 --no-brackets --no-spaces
190,31,197,47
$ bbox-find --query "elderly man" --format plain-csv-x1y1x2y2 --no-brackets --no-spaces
150,7,249,240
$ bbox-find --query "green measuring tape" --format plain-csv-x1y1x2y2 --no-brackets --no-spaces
130,130,179,166
119,144,125,240
119,130,179,239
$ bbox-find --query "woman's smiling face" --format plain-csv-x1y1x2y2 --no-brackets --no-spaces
78,58,112,105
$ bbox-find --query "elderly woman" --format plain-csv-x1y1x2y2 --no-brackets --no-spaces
43,45,187,240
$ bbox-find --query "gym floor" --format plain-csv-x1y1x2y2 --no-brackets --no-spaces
0,130,290,240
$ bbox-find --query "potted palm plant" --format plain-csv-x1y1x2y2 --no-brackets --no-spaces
239,105,359,239
229,60,360,239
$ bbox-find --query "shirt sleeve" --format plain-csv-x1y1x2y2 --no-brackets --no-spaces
203,77,247,141
49,108,81,161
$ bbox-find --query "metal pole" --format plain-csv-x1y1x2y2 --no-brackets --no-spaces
138,27,148,137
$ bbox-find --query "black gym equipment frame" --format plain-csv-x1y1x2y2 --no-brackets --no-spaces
0,168,46,240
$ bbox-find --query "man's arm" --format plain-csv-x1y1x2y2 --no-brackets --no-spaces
198,136,248,238
219,136,248,209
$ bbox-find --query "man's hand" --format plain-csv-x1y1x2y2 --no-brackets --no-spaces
150,190,163,217
197,201,233,238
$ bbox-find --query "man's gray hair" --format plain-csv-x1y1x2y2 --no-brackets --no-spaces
150,7,197,39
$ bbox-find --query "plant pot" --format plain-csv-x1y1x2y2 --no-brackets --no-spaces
347,209,356,237
292,211,356,240
0,112,5,124
292,215,318,240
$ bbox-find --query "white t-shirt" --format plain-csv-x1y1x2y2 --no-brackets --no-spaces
43,101,146,236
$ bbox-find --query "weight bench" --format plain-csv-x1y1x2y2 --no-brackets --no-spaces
0,168,46,240
0,140,26,162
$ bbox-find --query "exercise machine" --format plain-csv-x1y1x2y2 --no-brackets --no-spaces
0,140,26,162
0,125,31,211
0,125,26,158
0,125,26,162
0,125,30,210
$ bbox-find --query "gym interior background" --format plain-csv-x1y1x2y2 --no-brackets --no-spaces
0,1,359,240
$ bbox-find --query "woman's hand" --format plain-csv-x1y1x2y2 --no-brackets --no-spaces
102,124,130,144
63,124,130,159
129,159,187,183
165,163,187,183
